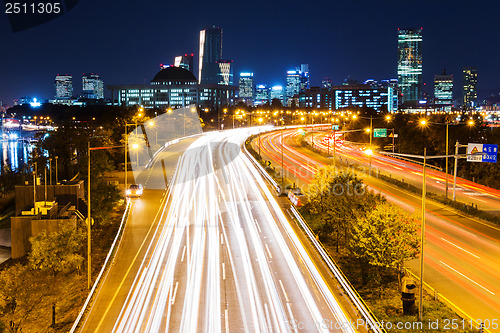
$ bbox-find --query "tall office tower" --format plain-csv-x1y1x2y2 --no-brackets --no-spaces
463,66,478,110
299,64,310,91
286,70,301,104
397,28,423,103
199,26,223,84
270,85,284,104
82,73,104,99
217,60,233,85
322,77,333,89
434,70,453,109
238,73,255,101
286,65,309,105
255,84,269,105
55,74,73,99
174,54,194,74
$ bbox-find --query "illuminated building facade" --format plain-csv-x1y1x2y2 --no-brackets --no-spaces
255,84,269,105
322,77,333,89
55,74,73,99
199,26,223,84
299,82,397,112
434,70,453,110
82,73,104,99
285,64,309,106
397,28,423,103
270,85,284,104
109,66,237,110
238,72,255,102
463,66,478,110
217,60,233,85
174,54,194,74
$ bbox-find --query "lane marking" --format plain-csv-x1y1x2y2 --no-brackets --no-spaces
225,308,229,333
222,262,226,280
286,303,298,333
440,261,495,295
181,245,186,262
265,243,273,259
220,233,224,245
254,218,262,233
279,279,290,302
440,238,480,259
171,281,179,304
93,192,169,331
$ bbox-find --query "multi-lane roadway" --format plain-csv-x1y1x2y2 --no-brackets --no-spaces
79,128,374,332
255,127,500,330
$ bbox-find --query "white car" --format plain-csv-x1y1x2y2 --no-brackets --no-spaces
126,184,143,198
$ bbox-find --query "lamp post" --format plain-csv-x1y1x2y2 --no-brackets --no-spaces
49,158,52,185
281,118,284,187
87,142,91,289
55,156,58,184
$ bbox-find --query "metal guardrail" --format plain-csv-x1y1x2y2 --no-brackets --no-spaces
243,138,281,194
403,268,492,333
289,205,385,333
378,151,443,171
243,138,384,332
70,200,132,333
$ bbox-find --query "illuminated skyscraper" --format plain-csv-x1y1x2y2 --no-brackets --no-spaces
82,73,104,99
199,26,223,84
434,70,453,110
270,85,284,104
397,28,423,103
255,84,269,105
286,64,309,105
217,60,233,85
462,66,478,110
286,70,301,104
174,54,194,74
55,74,73,99
238,73,254,102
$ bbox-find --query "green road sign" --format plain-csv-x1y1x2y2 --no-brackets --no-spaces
373,128,387,138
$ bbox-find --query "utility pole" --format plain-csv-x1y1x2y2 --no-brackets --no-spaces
445,122,449,199
419,148,427,322
369,115,373,176
453,141,459,201
87,142,91,289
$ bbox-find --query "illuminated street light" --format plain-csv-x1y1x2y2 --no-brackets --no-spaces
468,119,475,126
364,148,373,156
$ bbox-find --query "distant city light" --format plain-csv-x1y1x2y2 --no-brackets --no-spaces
30,98,41,107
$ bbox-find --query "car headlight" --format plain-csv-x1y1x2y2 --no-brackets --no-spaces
126,190,131,195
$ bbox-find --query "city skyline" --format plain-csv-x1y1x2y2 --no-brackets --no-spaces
1,1,499,105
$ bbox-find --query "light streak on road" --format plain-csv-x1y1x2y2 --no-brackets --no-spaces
106,129,356,332
257,128,500,328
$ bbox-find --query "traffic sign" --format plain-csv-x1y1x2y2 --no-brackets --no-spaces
467,143,498,163
483,144,498,163
332,125,339,130
373,128,387,138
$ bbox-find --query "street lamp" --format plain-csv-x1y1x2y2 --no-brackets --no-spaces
132,143,139,167
55,156,58,184
147,120,157,146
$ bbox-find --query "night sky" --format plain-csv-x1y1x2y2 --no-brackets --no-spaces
1,0,499,105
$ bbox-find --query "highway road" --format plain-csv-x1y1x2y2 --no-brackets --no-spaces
310,129,500,215
255,128,500,331
79,128,372,332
